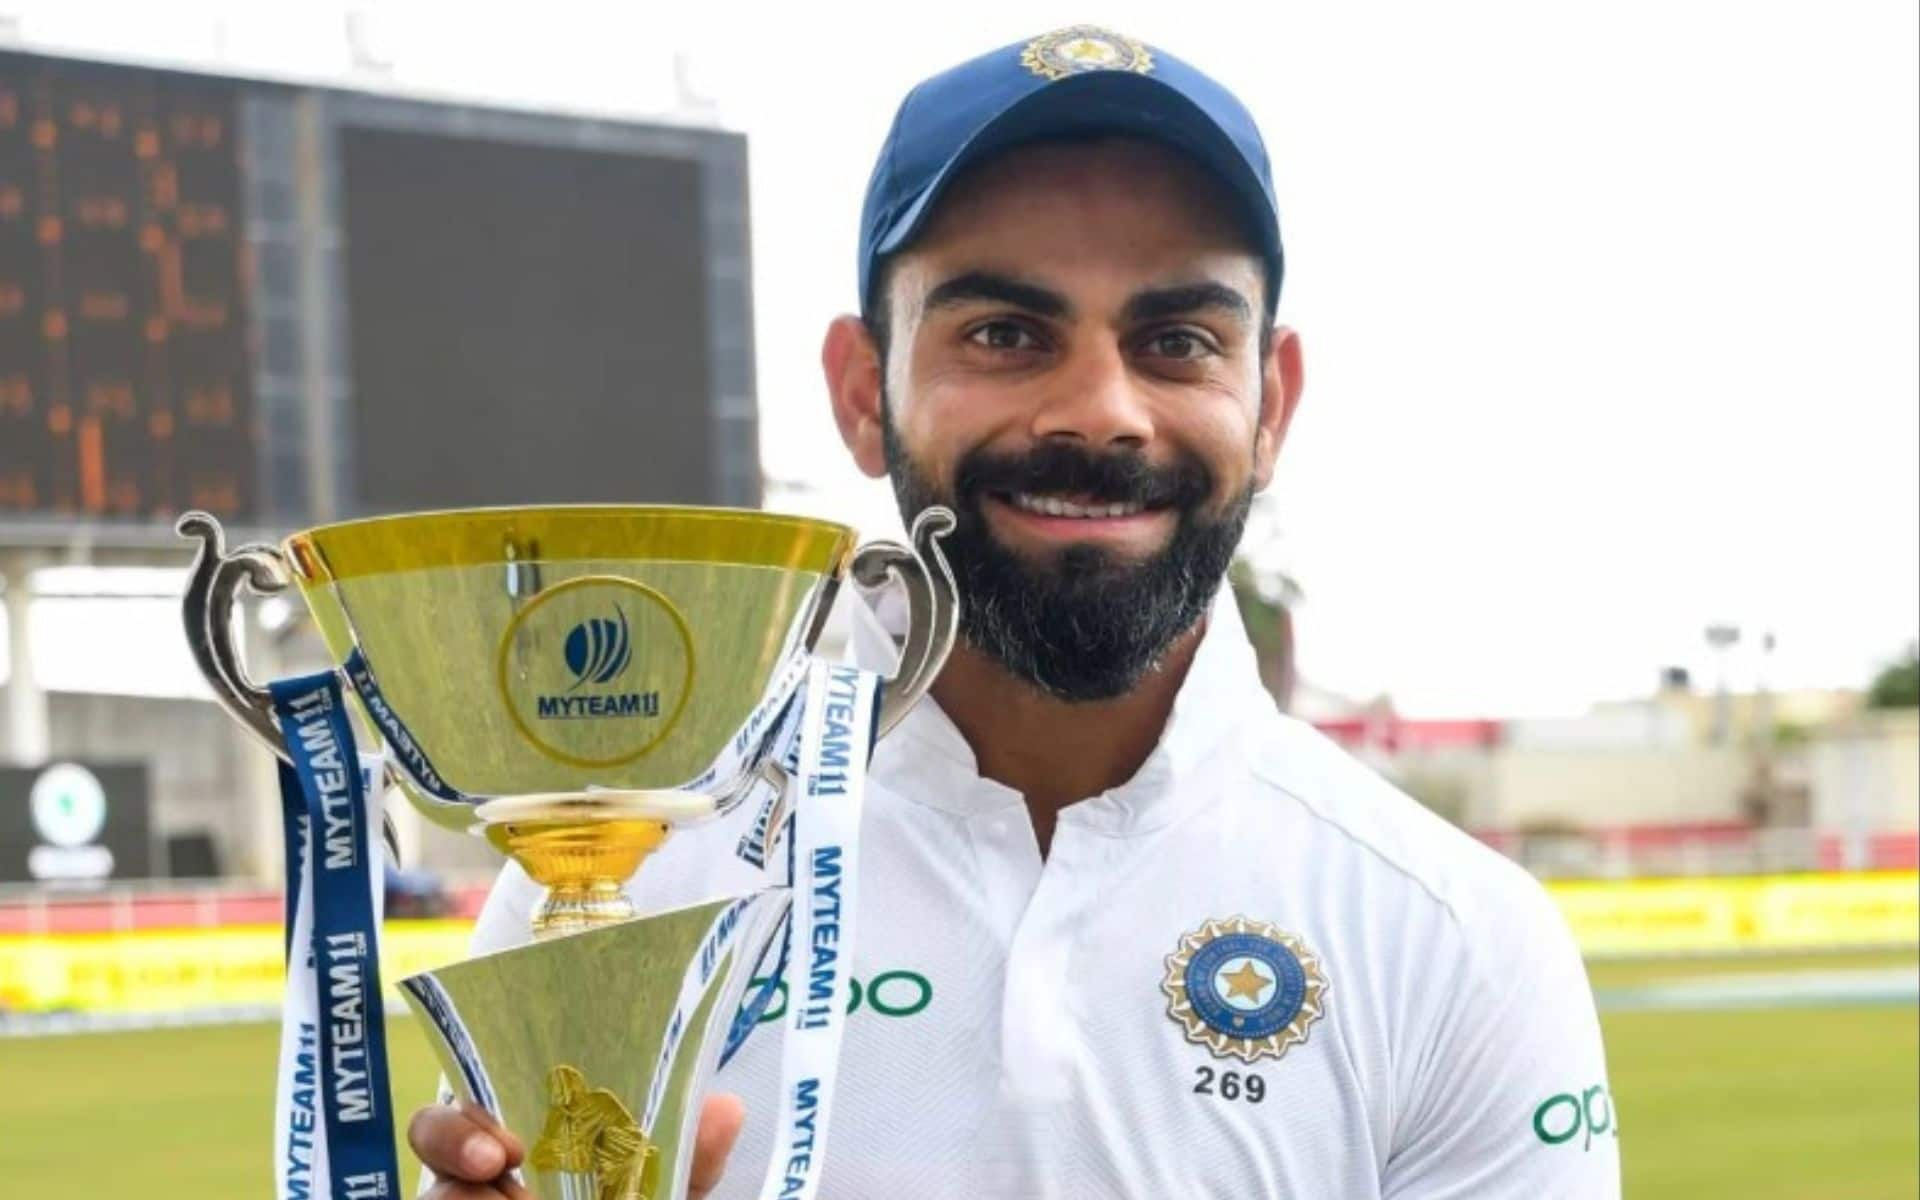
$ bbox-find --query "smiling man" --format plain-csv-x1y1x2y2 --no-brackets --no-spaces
411,26,1619,1199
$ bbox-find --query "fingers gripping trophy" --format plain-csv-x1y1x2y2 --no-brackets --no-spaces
177,505,958,1200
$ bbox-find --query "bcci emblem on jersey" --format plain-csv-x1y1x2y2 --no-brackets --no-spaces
1163,916,1329,1064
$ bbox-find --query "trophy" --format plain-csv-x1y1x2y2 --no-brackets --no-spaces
179,504,957,1200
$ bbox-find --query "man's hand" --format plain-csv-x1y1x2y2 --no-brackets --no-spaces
411,1093,747,1199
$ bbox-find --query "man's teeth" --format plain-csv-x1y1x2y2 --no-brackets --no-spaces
1009,493,1145,519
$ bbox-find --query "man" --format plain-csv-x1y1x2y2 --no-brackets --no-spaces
413,25,1620,1198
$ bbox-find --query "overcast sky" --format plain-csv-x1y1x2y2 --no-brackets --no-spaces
7,0,1917,716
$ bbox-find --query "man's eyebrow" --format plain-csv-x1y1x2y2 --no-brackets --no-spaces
1121,282,1255,326
922,271,1073,319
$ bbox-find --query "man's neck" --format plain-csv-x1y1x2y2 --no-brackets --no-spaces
928,621,1205,857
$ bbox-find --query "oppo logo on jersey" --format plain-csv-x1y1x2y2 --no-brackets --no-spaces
747,969,933,1023
1533,1083,1617,1151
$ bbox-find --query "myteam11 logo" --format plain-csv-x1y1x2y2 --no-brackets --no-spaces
496,575,694,768
565,607,634,689
546,606,656,718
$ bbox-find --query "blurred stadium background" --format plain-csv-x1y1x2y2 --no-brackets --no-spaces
0,26,1915,1200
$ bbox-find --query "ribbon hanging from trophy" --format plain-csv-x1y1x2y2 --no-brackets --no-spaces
274,750,332,1198
733,690,806,872
689,647,814,808
270,673,403,1200
752,659,882,1200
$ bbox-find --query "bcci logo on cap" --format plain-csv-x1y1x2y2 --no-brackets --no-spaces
495,576,695,768
565,608,633,689
1021,26,1154,80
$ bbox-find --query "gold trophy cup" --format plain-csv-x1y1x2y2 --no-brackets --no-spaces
180,504,955,928
178,504,957,1198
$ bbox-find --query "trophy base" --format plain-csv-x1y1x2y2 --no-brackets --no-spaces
477,792,710,939
401,891,793,1200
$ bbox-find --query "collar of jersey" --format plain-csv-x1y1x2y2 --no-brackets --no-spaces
853,582,1270,836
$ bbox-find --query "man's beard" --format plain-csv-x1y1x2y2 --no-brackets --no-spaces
882,411,1252,702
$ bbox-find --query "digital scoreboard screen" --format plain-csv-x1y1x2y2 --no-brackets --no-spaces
339,127,716,512
0,49,758,536
0,57,253,522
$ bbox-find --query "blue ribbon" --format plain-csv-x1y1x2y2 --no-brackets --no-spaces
721,673,885,1069
399,975,500,1117
343,649,464,804
271,672,401,1200
720,900,790,1067
277,762,306,966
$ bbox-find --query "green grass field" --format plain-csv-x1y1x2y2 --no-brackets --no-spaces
1,954,1914,1197
0,1016,446,1198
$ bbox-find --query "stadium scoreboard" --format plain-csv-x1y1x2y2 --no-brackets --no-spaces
0,49,758,539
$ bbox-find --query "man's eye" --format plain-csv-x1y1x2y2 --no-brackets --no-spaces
967,321,1041,352
1146,330,1213,360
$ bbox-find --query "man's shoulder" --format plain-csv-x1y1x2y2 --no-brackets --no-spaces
1237,710,1567,948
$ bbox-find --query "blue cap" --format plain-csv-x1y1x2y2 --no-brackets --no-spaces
859,26,1283,317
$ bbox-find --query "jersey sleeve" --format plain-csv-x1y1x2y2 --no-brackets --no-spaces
1382,874,1621,1199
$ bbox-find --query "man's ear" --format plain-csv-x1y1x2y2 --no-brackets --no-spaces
1252,326,1305,490
823,315,888,479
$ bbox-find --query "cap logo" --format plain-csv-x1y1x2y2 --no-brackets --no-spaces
1020,26,1154,81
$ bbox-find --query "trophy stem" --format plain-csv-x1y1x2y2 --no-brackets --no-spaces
533,881,637,939
483,816,671,940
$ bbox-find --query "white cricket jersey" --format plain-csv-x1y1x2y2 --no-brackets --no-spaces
464,596,1621,1198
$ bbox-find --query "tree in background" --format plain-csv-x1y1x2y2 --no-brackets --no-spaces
1866,642,1919,709
1230,558,1298,711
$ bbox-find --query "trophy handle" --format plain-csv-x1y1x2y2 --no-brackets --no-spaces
851,505,959,737
178,511,403,863
178,511,295,761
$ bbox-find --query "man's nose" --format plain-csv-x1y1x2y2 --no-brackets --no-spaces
1028,341,1154,450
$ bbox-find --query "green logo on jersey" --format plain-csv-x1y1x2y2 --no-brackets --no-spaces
747,969,933,1023
1533,1084,1617,1150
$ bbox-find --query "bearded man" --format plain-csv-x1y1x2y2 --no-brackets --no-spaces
411,26,1620,1199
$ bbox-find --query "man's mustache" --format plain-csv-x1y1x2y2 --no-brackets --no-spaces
951,442,1214,512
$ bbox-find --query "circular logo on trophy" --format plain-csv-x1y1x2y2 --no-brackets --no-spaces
495,576,695,768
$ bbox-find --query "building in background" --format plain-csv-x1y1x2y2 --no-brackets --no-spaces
1307,671,1919,878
